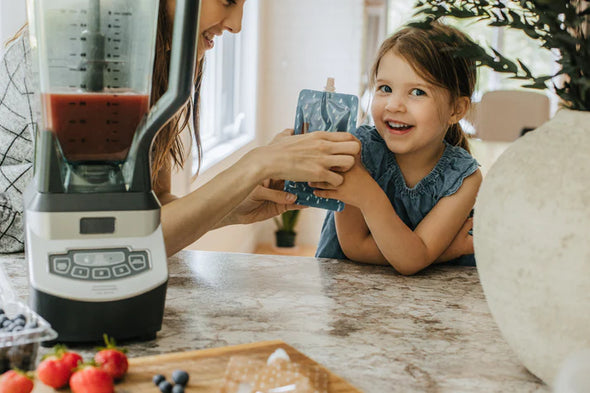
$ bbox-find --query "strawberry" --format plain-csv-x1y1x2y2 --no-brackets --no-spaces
94,334,128,380
61,350,83,372
36,355,70,388
70,364,114,393
36,344,82,388
0,369,34,393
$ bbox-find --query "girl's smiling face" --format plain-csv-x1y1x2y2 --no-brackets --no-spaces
371,50,462,156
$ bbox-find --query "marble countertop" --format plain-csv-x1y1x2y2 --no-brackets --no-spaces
1,251,548,392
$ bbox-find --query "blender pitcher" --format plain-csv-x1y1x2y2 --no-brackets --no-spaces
32,0,156,165
25,0,199,343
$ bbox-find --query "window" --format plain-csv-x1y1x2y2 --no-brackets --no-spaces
386,1,559,103
193,0,258,173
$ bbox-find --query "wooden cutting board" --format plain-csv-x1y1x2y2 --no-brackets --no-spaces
32,340,361,393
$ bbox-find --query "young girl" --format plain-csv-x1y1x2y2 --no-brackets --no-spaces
314,23,482,275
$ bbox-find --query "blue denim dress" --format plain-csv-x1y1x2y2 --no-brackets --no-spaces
315,125,479,266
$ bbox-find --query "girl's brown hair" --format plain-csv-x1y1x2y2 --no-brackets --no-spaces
370,22,476,153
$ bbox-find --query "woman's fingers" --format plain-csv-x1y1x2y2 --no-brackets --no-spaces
323,154,355,172
313,189,336,199
308,181,336,190
254,184,297,204
307,132,361,155
275,128,295,139
262,130,360,185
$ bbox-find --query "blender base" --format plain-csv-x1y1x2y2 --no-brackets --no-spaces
31,282,167,345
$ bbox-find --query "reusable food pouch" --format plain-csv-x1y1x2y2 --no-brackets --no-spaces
284,78,359,212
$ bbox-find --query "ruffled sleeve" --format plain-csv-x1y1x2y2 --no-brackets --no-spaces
436,144,479,198
352,125,391,179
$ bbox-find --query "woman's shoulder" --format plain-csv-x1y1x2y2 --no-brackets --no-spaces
434,143,480,198
1,27,30,64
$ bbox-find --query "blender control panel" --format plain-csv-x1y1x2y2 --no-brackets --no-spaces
48,248,150,281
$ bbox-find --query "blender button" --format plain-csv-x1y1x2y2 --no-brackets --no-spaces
129,255,147,270
74,253,96,265
130,261,147,271
52,257,71,274
92,268,111,280
113,264,131,277
129,254,146,263
71,266,90,279
105,251,126,264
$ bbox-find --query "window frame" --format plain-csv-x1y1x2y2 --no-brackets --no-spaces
193,0,259,173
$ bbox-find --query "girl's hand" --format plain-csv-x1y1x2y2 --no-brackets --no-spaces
310,156,375,208
254,130,361,187
436,217,474,262
224,178,306,225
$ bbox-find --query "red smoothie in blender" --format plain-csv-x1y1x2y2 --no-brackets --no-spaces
42,92,150,162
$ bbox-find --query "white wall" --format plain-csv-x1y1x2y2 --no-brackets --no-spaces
255,0,364,249
188,0,365,253
0,0,26,46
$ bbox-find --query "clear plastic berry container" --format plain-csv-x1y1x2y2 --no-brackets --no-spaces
0,264,57,373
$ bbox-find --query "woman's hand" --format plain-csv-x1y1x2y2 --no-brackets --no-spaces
253,129,361,187
220,179,306,226
310,155,374,208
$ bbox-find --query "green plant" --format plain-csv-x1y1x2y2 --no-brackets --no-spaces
273,210,300,233
411,0,590,110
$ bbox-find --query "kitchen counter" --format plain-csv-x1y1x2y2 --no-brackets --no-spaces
1,251,548,392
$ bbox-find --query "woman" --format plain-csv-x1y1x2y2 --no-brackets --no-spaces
0,0,360,254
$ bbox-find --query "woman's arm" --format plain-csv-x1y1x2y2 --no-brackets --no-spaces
155,130,360,256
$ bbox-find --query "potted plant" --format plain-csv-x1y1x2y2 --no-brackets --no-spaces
412,1,590,387
273,210,300,248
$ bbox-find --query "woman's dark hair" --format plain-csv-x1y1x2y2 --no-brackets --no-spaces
370,22,477,153
151,0,203,187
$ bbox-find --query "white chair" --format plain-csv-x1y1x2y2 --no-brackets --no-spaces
473,90,550,142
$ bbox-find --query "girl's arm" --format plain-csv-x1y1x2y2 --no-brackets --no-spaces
315,164,482,275
362,170,482,274
154,130,360,256
314,158,392,265
334,204,389,266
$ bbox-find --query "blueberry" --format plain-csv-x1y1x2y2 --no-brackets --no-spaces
13,319,25,327
24,320,38,330
153,374,166,386
158,381,172,393
171,385,185,393
171,370,189,386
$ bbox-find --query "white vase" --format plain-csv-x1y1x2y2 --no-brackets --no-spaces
474,108,590,386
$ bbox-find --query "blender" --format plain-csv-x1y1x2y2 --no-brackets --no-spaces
24,0,199,343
